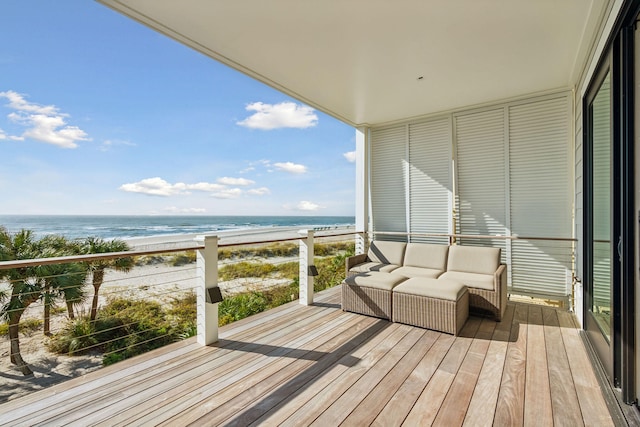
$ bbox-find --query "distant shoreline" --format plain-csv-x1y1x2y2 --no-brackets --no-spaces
124,225,356,251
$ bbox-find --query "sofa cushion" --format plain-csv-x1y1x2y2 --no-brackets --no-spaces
439,271,494,291
446,245,500,275
403,243,449,270
349,262,400,274
392,266,442,279
345,272,407,291
393,277,467,301
367,241,407,266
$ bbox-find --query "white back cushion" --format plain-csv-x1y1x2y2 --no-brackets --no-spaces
403,243,449,270
367,241,407,265
447,245,500,274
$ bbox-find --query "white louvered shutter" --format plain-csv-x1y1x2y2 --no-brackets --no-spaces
370,125,407,240
408,118,452,244
454,108,508,258
509,95,573,298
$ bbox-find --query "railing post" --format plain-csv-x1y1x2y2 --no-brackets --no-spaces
298,229,314,305
195,235,219,345
355,231,367,255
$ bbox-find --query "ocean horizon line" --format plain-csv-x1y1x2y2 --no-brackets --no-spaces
0,214,355,241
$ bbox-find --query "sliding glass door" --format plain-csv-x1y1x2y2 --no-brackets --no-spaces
585,65,614,378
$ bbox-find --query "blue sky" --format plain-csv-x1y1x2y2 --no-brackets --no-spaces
0,1,356,216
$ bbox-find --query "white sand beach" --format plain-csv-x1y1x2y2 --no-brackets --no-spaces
124,224,355,250
0,226,355,403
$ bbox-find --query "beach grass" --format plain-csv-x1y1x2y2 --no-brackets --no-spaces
22,239,354,366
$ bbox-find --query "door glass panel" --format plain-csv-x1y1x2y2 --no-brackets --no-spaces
591,72,611,342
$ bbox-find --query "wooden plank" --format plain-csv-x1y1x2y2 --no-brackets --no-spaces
555,310,614,426
433,318,496,425
463,304,515,427
494,303,528,427
0,288,616,427
0,338,200,415
542,307,584,427
277,324,411,427
339,330,440,427
3,288,344,423
96,307,354,426
401,316,482,426
220,318,391,426
371,332,456,427
523,305,552,426
309,327,427,426
43,304,347,426
248,320,400,427
168,315,387,426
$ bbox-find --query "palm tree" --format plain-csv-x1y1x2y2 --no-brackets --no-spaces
37,235,88,334
0,228,42,375
81,237,133,321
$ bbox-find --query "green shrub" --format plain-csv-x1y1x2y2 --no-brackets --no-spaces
218,292,268,326
168,251,196,266
47,293,197,365
0,318,43,337
272,261,299,280
219,262,276,280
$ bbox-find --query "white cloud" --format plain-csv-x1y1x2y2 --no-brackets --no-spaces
274,162,307,174
297,201,323,211
0,91,90,148
119,177,225,196
343,151,356,163
217,177,255,186
100,139,136,152
247,187,271,196
212,188,243,199
237,101,318,130
163,206,207,213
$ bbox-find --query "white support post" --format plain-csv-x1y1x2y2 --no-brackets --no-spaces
195,235,219,345
355,126,370,251
355,231,367,256
298,229,314,305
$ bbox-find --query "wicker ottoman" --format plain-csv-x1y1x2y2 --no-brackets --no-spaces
342,272,407,320
392,277,468,335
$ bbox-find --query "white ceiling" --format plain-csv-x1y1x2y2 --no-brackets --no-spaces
99,0,609,127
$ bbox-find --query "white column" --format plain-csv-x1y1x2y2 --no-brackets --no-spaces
195,235,219,345
355,232,367,256
298,229,314,305
356,127,370,254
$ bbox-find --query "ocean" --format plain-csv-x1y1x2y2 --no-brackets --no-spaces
0,215,355,241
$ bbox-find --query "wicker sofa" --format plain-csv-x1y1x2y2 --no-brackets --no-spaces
344,241,507,321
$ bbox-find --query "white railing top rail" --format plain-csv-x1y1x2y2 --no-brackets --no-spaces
0,230,357,270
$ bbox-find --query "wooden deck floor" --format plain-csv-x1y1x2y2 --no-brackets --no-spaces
0,286,614,426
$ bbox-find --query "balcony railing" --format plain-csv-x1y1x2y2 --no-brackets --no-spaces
0,228,355,401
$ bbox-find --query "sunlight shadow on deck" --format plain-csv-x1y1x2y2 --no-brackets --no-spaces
224,319,392,425
213,340,361,366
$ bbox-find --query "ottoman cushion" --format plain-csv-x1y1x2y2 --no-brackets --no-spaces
392,277,469,335
393,277,466,300
344,272,406,291
342,272,407,320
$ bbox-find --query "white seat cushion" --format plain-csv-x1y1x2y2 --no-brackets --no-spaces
392,266,442,279
345,272,407,291
439,271,494,291
349,262,400,274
